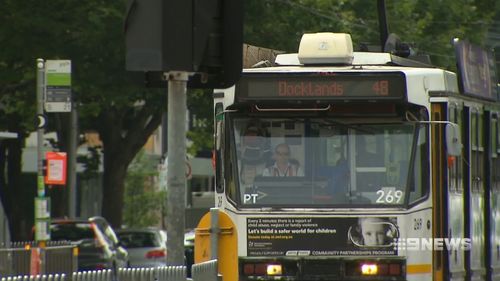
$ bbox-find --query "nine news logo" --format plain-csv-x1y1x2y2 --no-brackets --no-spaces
393,238,472,251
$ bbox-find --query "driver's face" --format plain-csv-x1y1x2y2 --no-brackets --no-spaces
274,145,290,164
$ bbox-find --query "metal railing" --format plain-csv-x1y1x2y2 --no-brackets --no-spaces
72,270,112,281
0,242,33,276
0,242,77,277
118,266,186,281
1,274,67,281
191,260,220,281
1,260,218,281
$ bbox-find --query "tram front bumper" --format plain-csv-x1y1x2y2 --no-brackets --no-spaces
239,257,406,281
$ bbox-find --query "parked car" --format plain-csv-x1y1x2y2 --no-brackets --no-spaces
49,216,129,271
115,228,168,268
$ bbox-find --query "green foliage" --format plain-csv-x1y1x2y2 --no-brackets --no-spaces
187,89,214,156
244,0,496,70
77,147,102,181
123,150,165,228
0,0,167,227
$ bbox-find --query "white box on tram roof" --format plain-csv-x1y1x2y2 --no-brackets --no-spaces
298,33,354,65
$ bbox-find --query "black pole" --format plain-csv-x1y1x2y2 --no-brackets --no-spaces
377,0,389,51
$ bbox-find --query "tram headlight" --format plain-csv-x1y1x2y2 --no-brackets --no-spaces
267,264,282,275
361,263,378,275
347,260,404,277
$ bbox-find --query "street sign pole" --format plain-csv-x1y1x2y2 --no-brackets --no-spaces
36,59,46,199
68,104,77,218
166,71,189,265
35,59,50,252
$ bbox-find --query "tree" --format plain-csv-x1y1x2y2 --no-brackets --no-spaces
244,0,496,69
0,0,84,239
70,2,166,227
123,150,165,228
0,0,166,235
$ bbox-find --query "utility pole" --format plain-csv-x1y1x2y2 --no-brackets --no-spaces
377,0,389,51
166,71,189,265
161,112,168,230
68,104,78,218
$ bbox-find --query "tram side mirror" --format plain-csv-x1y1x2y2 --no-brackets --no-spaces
445,123,462,156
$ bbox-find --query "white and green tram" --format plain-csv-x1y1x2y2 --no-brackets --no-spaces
196,33,500,281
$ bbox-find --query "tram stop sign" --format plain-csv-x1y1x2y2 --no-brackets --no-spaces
195,210,237,281
44,60,72,112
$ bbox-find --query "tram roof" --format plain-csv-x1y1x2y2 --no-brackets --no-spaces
273,52,435,69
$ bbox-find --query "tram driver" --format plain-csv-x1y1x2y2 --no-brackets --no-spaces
263,143,304,177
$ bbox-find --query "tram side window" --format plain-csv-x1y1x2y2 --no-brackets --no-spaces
456,108,464,192
408,126,429,203
471,112,485,192
448,106,460,193
495,119,500,191
226,121,238,202
214,102,224,194
491,118,498,185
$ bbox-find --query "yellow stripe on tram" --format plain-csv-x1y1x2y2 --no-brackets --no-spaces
407,264,432,274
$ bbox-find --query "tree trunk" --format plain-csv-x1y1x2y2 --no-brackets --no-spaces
98,106,162,228
101,151,128,228
1,132,31,241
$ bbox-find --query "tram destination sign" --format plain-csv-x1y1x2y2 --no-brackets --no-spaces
454,39,498,100
236,72,406,101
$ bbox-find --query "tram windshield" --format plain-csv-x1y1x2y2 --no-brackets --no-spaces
231,117,429,207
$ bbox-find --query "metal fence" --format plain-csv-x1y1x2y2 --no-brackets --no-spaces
0,242,77,277
0,242,30,276
1,274,67,281
1,260,218,281
118,266,187,281
72,270,112,281
191,260,219,281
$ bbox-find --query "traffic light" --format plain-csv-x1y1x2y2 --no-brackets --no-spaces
124,0,192,72
124,0,243,89
188,0,243,89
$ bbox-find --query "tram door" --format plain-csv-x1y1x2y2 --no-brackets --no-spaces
487,113,500,281
464,106,486,281
447,104,466,281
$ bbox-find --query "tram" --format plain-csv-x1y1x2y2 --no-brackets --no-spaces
195,32,500,281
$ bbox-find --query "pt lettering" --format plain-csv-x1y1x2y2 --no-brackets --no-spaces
244,194,258,204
